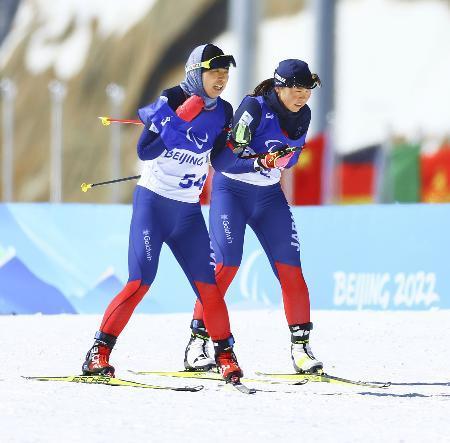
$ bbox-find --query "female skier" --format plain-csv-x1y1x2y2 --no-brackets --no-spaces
184,59,324,374
82,44,244,382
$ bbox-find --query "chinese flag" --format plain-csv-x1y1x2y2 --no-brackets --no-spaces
421,145,450,203
292,133,325,205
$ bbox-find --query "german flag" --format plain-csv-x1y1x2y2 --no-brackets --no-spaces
334,145,382,204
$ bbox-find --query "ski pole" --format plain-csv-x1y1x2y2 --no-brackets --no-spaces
81,175,141,192
238,145,303,159
98,116,143,126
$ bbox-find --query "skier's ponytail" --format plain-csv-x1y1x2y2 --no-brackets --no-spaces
250,78,274,97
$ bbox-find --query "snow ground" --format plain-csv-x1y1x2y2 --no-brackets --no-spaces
1,310,449,443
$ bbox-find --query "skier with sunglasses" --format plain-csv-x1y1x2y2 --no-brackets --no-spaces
82,44,245,383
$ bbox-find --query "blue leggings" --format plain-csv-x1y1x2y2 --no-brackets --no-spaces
99,186,232,340
128,186,216,287
209,173,302,269
192,172,311,325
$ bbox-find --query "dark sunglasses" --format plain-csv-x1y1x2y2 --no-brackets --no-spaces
186,55,236,72
285,73,322,89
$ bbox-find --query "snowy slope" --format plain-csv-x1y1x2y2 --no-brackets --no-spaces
1,310,449,443
2,0,448,153
216,0,450,151
0,0,156,78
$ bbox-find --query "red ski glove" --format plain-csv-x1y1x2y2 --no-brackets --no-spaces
176,95,205,121
257,150,295,170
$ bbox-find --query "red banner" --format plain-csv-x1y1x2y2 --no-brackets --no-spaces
421,145,450,203
292,134,325,205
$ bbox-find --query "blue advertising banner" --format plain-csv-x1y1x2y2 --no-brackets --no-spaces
0,203,448,314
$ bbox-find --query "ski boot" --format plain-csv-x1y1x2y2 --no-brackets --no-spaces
82,331,117,377
214,336,243,383
290,322,323,374
184,320,216,371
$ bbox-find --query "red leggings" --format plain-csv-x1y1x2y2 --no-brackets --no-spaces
192,261,310,325
100,279,231,341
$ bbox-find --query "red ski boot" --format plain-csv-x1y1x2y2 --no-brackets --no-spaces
214,336,243,382
82,331,116,377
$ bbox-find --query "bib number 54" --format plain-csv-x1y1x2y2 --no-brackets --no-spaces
178,173,207,190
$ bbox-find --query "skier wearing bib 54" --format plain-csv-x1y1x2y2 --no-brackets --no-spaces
82,44,244,383
184,59,324,375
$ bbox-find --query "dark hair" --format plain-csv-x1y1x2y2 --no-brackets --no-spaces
250,78,275,97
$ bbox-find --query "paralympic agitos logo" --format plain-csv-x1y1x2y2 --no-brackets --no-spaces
186,127,208,150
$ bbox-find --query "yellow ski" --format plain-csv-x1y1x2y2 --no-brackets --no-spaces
129,370,223,380
255,371,391,388
128,370,307,386
23,375,203,392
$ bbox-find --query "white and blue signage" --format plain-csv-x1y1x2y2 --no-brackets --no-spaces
0,203,448,314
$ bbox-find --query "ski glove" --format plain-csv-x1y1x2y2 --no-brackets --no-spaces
176,95,205,121
228,121,252,154
255,150,295,170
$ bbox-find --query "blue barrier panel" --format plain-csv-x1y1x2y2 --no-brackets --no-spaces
0,203,448,314
288,204,449,310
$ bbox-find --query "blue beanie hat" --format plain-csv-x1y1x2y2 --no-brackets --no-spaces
274,59,320,89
